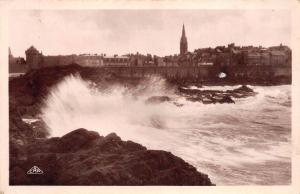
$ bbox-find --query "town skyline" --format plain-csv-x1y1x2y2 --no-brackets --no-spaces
9,10,290,58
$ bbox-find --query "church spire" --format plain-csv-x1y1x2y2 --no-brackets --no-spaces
182,23,186,38
180,23,188,55
9,47,12,56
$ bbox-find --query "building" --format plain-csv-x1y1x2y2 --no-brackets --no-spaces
269,50,287,66
13,24,292,72
246,51,261,66
25,46,105,69
180,24,188,55
164,55,179,66
103,55,129,66
243,44,291,66
9,47,26,73
75,54,103,67
25,46,43,69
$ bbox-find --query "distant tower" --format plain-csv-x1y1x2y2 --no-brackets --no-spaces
180,23,188,55
9,47,12,57
9,47,13,61
9,47,14,65
25,46,42,69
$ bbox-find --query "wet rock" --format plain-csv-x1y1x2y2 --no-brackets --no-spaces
59,128,101,152
10,128,214,186
145,96,171,105
9,65,214,185
104,132,122,142
10,166,30,185
30,120,50,138
179,85,256,104
218,95,235,104
233,85,254,93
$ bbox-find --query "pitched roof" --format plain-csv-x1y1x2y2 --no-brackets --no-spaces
25,46,39,54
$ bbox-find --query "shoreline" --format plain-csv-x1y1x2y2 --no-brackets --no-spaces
9,64,215,185
9,64,291,86
8,64,291,185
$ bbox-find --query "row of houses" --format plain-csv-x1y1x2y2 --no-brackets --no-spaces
14,46,168,70
9,43,291,72
175,43,291,67
23,46,132,69
113,43,291,67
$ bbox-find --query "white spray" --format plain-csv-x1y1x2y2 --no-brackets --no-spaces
41,74,291,185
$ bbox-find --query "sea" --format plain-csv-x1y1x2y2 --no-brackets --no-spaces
39,74,291,185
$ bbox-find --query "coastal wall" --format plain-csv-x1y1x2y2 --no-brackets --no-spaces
101,65,291,84
104,66,218,80
9,62,292,84
9,62,28,73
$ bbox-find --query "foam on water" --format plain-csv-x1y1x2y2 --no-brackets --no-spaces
41,74,291,185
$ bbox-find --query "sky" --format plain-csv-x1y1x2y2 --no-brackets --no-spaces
9,9,290,57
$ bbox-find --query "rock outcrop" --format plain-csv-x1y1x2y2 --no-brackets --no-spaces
219,95,235,104
145,96,171,105
232,85,254,93
179,85,256,104
9,65,216,185
10,128,213,185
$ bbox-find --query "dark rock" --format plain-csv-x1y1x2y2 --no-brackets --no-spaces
30,120,50,138
10,128,214,186
9,65,214,185
179,85,256,104
233,85,254,93
10,166,30,185
218,95,235,104
104,132,122,142
59,128,101,152
145,96,171,104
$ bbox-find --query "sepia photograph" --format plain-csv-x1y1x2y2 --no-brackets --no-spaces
1,1,299,192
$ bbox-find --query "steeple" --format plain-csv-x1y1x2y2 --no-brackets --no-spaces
182,24,186,38
9,47,12,57
8,47,13,64
180,23,188,55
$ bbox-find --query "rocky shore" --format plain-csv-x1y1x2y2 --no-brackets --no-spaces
9,65,214,185
11,128,213,185
178,85,256,104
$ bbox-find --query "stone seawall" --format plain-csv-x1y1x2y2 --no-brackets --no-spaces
104,66,218,80
10,63,291,85
101,65,292,84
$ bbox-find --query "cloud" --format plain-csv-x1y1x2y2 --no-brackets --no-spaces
9,9,290,57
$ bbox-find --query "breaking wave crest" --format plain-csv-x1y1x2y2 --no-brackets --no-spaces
41,74,291,185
